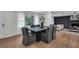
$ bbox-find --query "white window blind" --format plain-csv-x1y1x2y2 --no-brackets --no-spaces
17,12,25,28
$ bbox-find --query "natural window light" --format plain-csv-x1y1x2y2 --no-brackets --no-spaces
17,12,25,28
34,15,40,25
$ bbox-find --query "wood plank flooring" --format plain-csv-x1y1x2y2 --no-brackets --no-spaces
0,32,79,48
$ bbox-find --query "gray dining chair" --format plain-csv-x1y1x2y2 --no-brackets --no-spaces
21,27,36,46
53,25,57,39
50,24,57,39
31,25,40,28
41,26,53,43
41,25,56,43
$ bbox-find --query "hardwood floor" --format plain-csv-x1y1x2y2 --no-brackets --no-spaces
0,32,79,48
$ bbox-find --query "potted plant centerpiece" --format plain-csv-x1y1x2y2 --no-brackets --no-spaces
40,16,45,28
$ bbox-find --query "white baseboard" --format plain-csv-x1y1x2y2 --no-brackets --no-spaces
0,34,22,39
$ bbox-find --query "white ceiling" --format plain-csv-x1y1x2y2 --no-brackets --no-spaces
18,11,77,15
24,11,49,14
24,11,75,14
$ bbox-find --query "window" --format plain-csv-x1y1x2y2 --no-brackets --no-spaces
17,12,25,28
25,16,34,26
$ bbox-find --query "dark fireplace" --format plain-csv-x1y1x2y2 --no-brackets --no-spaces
70,22,79,30
71,24,79,29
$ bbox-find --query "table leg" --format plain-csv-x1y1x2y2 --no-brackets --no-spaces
36,32,40,42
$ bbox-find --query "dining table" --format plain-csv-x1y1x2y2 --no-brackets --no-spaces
26,26,47,42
